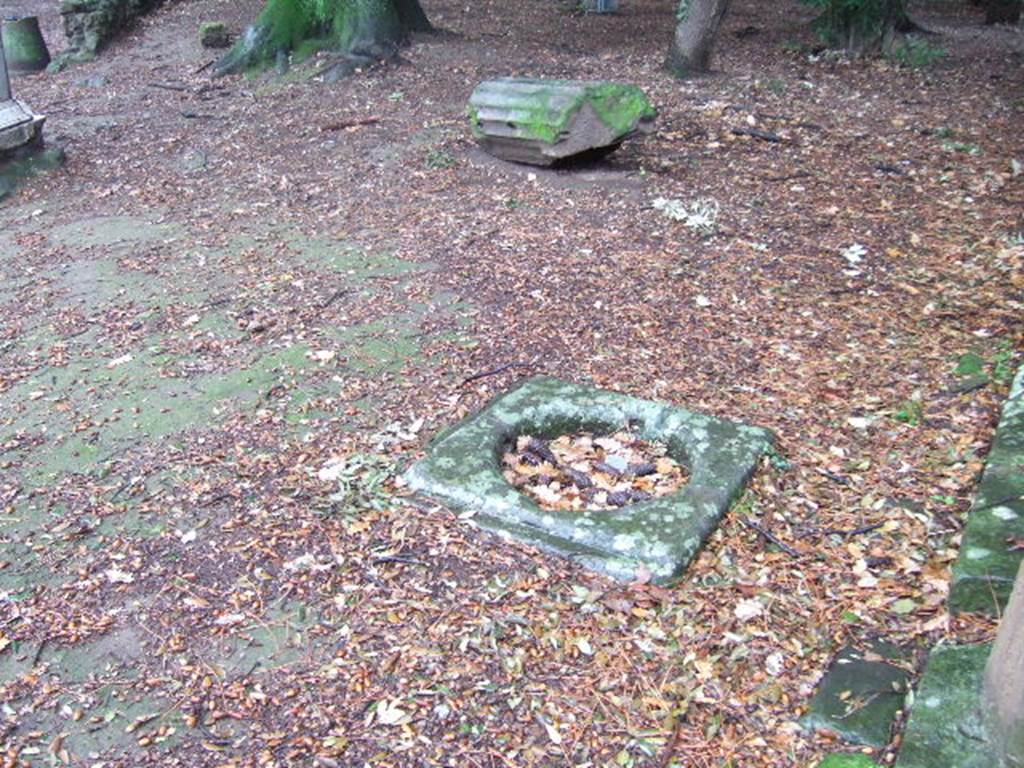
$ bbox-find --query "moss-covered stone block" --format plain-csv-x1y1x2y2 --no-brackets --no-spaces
1,17,51,73
468,78,656,166
199,21,230,49
406,377,772,583
801,639,912,747
896,644,996,768
950,365,1024,615
0,145,63,201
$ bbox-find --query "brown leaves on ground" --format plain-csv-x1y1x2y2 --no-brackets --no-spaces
502,430,687,511
0,0,1020,765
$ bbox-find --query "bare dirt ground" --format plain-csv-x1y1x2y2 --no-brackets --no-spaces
0,0,1022,765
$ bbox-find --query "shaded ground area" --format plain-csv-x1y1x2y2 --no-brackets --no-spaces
0,0,1022,765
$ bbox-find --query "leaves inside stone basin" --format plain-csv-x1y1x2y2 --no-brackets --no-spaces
501,429,688,512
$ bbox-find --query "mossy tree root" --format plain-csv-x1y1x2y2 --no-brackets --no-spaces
808,0,923,56
214,0,430,77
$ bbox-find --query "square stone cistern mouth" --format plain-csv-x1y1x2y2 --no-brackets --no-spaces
405,377,774,584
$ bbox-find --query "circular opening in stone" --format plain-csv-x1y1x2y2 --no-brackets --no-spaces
501,429,689,512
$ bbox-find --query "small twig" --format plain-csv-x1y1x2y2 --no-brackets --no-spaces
815,468,851,485
371,555,427,567
827,285,864,296
318,288,349,310
236,659,262,679
194,59,214,74
461,361,530,386
109,477,139,502
181,110,220,120
761,170,811,182
742,517,800,557
873,163,907,176
731,126,791,144
32,638,48,666
817,522,885,538
198,720,232,746
655,711,686,768
200,296,232,311
320,116,381,132
200,492,233,508
148,82,189,92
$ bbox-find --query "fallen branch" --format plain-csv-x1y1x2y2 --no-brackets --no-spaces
731,127,791,144
742,517,800,557
181,110,220,120
148,82,189,92
873,163,907,176
320,116,381,132
372,554,428,567
318,288,349,310
817,522,884,538
461,361,532,386
655,711,687,768
815,468,851,485
32,638,48,666
761,170,811,182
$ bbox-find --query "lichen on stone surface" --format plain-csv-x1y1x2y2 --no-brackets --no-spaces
516,81,654,144
406,377,772,583
949,363,1024,615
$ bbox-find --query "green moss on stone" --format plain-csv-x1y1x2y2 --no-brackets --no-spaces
515,82,653,144
468,78,656,151
406,377,771,583
801,639,911,747
896,644,995,768
818,755,879,768
949,364,1024,615
587,81,658,136
467,104,483,137
198,21,230,48
0,147,65,202
1,16,51,72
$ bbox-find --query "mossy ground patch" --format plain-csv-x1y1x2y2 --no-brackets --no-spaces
406,377,772,583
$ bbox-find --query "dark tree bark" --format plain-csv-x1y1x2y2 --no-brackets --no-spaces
394,0,433,33
983,0,1022,24
665,0,733,78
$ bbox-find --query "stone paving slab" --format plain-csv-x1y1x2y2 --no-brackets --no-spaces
895,644,996,768
406,377,773,583
801,639,912,748
950,365,1024,615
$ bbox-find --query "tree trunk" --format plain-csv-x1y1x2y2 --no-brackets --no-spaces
813,0,913,56
394,0,432,33
665,0,733,78
214,0,430,77
984,0,1022,24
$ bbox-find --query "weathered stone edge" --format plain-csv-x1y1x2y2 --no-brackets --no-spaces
949,364,1024,615
895,644,996,768
406,376,773,584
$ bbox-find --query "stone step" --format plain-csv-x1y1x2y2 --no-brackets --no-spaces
949,364,1024,615
895,644,995,768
